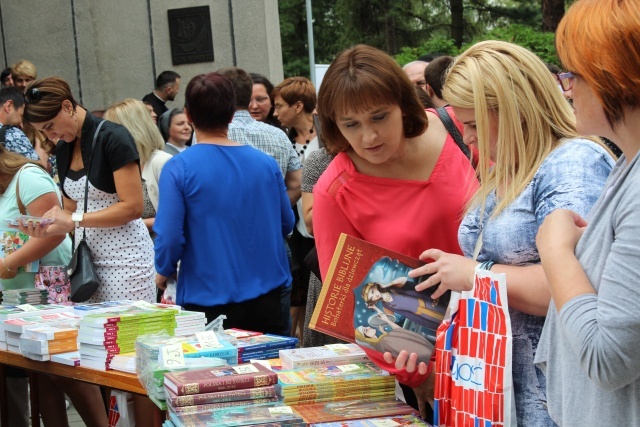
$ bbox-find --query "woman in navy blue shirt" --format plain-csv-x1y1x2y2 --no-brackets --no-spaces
154,72,295,331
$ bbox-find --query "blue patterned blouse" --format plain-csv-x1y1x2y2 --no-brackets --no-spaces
458,138,614,426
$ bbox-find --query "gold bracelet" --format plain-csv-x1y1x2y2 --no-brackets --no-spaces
1,257,14,272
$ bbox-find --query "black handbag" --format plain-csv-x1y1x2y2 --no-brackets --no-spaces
67,120,105,303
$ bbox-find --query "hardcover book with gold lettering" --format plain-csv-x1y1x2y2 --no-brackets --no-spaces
164,362,278,396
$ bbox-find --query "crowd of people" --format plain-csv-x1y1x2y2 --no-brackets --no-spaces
1,0,638,425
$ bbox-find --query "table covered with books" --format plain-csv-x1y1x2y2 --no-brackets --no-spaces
0,297,434,427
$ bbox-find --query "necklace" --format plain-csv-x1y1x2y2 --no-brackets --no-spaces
292,127,315,157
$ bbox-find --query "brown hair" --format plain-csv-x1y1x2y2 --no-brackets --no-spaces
317,45,428,154
272,77,316,114
556,0,640,128
0,144,43,194
23,77,78,124
424,56,454,99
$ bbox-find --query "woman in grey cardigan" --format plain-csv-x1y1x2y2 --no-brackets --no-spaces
535,0,640,425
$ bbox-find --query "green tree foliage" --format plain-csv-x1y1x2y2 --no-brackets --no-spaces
278,0,560,78
395,24,559,66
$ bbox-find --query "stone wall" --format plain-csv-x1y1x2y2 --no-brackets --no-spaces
0,0,283,111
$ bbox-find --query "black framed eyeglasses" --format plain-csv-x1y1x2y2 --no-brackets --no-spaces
557,72,575,92
24,87,46,104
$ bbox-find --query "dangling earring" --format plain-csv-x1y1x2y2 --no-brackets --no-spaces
70,110,75,117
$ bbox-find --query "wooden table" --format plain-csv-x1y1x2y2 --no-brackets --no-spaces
0,350,164,427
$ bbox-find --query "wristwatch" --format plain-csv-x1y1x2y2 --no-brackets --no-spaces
71,212,84,228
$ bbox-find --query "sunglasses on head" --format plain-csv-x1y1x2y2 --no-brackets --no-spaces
24,87,48,104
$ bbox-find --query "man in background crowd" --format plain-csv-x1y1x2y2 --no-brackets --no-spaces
142,70,181,117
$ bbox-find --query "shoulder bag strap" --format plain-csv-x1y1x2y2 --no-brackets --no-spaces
435,107,472,162
15,164,43,215
80,120,106,239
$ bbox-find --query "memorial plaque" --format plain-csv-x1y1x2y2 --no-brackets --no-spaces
168,6,214,65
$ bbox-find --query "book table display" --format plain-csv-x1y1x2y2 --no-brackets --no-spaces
0,297,433,426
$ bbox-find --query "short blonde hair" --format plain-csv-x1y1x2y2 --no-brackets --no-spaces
443,40,583,217
104,98,165,165
11,59,36,80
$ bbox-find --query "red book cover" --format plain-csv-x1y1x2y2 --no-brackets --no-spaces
166,385,278,407
164,362,278,396
167,397,280,415
309,233,449,364
290,397,418,423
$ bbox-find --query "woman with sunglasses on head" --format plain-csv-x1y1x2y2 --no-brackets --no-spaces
21,77,156,305
534,1,640,425
392,41,614,425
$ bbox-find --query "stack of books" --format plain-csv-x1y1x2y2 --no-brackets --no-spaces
173,310,207,336
1,289,49,306
109,352,137,374
309,414,433,426
51,351,81,366
279,344,369,370
165,383,279,415
78,306,177,371
236,333,299,363
168,401,306,427
290,399,420,425
73,300,137,317
164,363,303,426
1,310,78,353
19,324,79,361
276,362,396,405
0,304,73,321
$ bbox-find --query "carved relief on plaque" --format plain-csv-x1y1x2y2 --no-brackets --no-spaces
168,6,214,65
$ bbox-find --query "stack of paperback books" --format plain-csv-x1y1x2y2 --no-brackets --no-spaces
279,343,369,370
51,351,81,366
1,289,49,306
73,300,138,317
19,324,79,361
78,306,177,371
167,401,306,427
290,397,419,425
109,352,136,373
307,413,431,426
276,361,396,405
173,310,207,336
0,309,78,353
0,304,73,321
164,363,303,426
236,333,299,363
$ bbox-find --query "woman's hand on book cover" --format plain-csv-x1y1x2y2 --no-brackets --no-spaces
409,249,476,298
384,350,434,419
